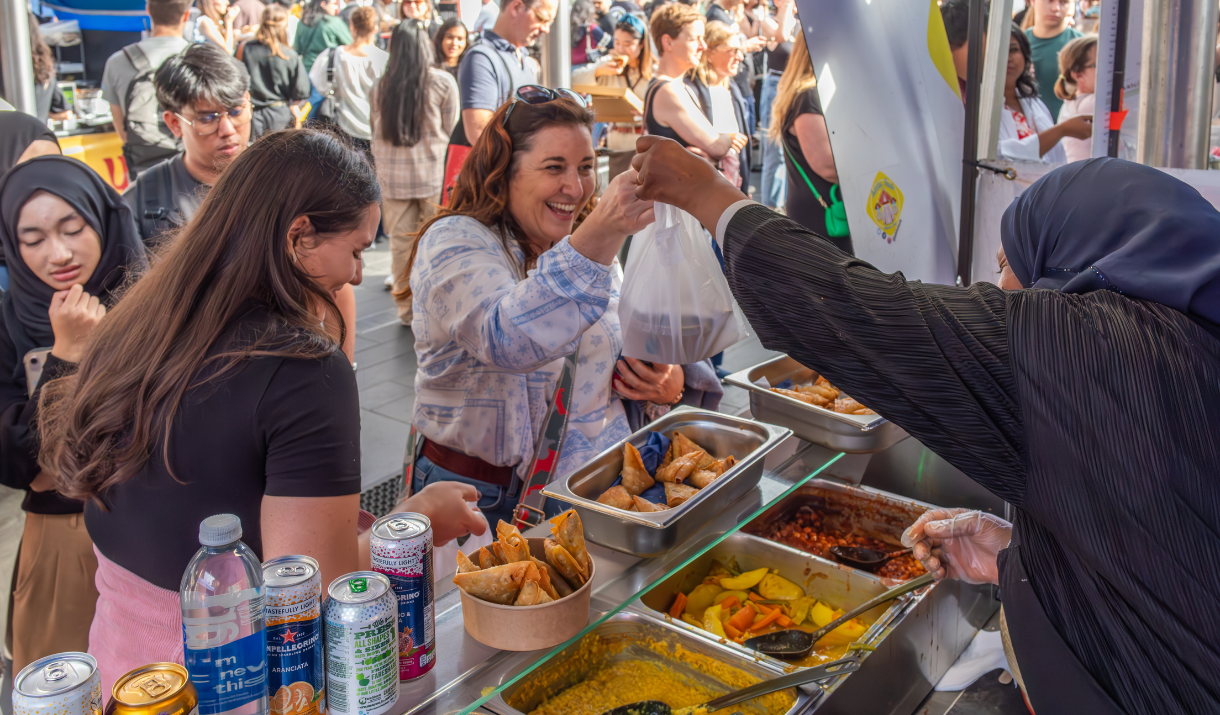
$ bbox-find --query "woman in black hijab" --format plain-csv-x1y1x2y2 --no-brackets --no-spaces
631,142,1219,715
0,155,146,672
0,111,62,290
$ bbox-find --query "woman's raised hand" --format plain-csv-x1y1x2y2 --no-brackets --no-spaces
901,508,1013,585
49,284,107,363
569,168,656,265
400,481,489,547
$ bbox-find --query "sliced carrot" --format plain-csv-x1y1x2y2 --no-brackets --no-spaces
748,608,784,632
748,592,765,602
668,592,688,618
776,614,793,628
754,603,776,617
723,623,743,640
719,596,740,610
727,604,757,632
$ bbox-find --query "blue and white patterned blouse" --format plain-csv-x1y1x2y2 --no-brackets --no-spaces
411,215,633,482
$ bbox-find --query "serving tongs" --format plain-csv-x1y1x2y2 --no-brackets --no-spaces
598,657,860,715
742,571,935,659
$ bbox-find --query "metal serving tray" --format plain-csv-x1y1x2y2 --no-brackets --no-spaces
486,610,817,715
542,406,790,557
637,531,904,663
724,355,909,453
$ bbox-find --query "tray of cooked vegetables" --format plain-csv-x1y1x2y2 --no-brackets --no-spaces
639,531,905,669
454,510,597,651
723,355,909,453
542,406,790,557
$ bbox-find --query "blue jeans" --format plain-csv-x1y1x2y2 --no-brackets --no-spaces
758,72,787,209
411,454,567,529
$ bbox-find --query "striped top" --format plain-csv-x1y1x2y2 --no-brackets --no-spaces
721,203,1220,715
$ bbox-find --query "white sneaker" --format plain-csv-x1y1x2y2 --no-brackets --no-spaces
383,274,394,289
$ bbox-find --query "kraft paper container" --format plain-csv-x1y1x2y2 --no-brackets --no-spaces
458,537,595,651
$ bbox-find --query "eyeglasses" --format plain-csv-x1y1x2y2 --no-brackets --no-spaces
502,85,589,126
174,102,252,135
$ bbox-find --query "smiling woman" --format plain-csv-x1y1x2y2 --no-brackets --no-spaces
402,92,724,528
0,155,147,676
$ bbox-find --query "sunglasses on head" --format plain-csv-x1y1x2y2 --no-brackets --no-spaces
501,85,589,126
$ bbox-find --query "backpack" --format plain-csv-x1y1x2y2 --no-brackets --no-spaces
131,159,180,245
121,43,181,177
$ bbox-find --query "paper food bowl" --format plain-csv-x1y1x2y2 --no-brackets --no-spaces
458,537,596,652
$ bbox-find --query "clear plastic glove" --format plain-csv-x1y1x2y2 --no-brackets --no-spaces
900,508,1012,585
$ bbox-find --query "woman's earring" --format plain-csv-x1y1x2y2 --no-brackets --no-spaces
290,251,299,264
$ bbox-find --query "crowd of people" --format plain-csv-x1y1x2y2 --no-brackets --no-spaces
0,0,1217,714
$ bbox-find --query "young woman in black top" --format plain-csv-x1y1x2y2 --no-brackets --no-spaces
39,130,485,684
0,155,147,673
239,4,312,138
433,16,468,82
768,32,850,253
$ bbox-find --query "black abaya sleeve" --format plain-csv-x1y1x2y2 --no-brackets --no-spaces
722,204,1028,505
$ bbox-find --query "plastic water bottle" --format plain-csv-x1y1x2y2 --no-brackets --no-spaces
181,514,270,715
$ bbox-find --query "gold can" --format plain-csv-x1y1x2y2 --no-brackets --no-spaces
105,664,198,715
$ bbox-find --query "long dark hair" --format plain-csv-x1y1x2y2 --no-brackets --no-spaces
1011,24,1039,99
301,0,328,27
433,17,467,66
41,130,380,503
378,22,432,147
29,12,54,85
395,98,597,303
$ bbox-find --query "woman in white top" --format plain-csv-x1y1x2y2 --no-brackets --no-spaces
1054,35,1098,164
309,6,389,147
998,24,1091,163
700,21,749,188
195,0,240,52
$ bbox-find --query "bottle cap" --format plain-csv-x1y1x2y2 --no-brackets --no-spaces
199,513,242,546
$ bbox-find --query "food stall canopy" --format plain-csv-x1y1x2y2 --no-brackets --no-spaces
39,0,151,33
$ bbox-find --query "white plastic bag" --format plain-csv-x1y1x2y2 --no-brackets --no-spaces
619,203,745,363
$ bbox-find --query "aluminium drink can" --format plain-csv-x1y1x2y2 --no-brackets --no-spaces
369,513,435,681
262,555,325,715
323,572,398,715
13,652,103,715
106,663,198,715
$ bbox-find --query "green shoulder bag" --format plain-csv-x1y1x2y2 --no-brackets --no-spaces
783,142,850,238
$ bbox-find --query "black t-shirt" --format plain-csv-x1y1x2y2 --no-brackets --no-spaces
86,307,361,591
767,41,792,74
782,87,852,253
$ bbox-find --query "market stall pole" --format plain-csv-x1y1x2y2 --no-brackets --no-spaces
0,0,38,114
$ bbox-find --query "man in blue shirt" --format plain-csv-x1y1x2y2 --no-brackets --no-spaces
458,0,557,145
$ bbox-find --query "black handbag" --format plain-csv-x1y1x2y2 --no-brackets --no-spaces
311,47,340,128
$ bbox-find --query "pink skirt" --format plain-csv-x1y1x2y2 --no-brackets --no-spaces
87,547,183,703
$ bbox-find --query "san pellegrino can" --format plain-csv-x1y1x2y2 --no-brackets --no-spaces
106,663,198,715
180,514,269,715
370,513,435,680
262,556,325,715
13,653,103,715
323,572,398,715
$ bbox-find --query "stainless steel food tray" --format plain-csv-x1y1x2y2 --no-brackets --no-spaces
486,610,817,715
542,406,790,557
724,355,909,453
637,531,905,663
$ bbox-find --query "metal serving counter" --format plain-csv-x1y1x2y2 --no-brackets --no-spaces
384,434,999,715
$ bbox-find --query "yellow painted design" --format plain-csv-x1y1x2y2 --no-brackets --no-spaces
866,172,904,243
58,132,132,192
926,0,961,99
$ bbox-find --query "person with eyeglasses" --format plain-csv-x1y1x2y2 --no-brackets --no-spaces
1022,0,1082,120
405,89,722,528
123,43,252,245
696,21,751,190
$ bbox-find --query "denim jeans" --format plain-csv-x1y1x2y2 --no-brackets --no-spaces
411,454,567,528
758,72,787,209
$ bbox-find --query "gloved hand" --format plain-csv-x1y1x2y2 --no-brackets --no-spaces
900,508,1012,585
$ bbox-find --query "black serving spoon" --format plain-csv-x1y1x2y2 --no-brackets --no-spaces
598,657,860,715
828,544,913,572
742,572,935,660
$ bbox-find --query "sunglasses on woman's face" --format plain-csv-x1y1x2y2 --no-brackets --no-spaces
501,85,589,126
